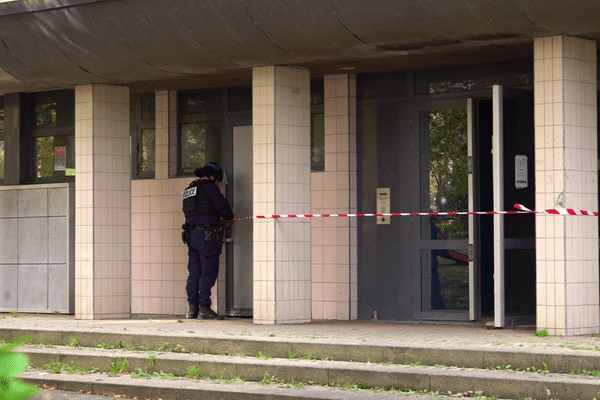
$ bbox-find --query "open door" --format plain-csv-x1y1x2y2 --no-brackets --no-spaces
490,86,535,327
413,98,477,321
225,123,253,317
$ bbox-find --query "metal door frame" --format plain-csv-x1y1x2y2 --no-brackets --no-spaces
411,97,479,321
224,117,253,317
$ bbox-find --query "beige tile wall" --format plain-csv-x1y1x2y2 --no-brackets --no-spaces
534,35,599,335
311,74,357,320
252,66,311,324
75,84,131,319
130,91,227,316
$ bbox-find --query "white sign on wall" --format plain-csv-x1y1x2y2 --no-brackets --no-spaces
515,155,527,189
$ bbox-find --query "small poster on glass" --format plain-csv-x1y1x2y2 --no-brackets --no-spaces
54,146,66,171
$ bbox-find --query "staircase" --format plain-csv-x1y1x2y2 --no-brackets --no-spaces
4,324,600,400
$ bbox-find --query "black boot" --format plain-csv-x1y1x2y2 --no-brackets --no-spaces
186,304,199,319
198,306,224,320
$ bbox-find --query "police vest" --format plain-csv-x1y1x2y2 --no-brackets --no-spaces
182,179,219,218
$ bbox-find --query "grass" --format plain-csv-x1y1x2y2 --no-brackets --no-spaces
67,335,80,347
108,358,130,376
185,363,203,379
535,328,549,337
256,350,271,360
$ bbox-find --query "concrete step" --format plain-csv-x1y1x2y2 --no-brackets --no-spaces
4,326,600,374
17,344,600,400
19,370,444,400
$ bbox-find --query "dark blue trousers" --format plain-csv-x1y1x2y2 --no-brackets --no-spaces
186,229,221,307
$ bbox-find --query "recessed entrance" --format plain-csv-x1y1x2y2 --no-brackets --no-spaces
357,86,535,324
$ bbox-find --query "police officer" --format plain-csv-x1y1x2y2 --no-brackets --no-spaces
182,162,234,320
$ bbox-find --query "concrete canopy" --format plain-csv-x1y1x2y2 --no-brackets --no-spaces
0,0,599,93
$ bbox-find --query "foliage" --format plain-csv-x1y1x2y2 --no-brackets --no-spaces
428,108,468,239
0,339,37,400
535,328,549,337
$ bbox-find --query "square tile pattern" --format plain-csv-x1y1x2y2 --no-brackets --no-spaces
534,36,599,335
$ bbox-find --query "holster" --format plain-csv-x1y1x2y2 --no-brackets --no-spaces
204,224,217,243
181,224,191,245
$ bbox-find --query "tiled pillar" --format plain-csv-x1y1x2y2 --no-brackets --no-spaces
534,35,599,335
252,66,311,324
75,84,131,319
311,74,358,320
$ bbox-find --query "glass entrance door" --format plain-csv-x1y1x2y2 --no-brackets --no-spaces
413,100,475,321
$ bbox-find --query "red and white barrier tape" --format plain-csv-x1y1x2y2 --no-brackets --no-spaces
234,204,599,221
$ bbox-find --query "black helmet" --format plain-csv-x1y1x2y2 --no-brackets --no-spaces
195,162,223,182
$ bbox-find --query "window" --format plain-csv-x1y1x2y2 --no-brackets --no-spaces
414,61,533,95
0,97,4,182
31,90,75,180
178,88,230,175
130,94,156,179
311,79,324,171
180,121,221,170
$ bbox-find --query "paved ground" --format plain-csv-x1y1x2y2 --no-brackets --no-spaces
2,313,599,352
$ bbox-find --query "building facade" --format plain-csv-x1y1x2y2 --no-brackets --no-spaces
0,0,599,335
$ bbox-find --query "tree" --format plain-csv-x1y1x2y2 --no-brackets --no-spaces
428,108,468,239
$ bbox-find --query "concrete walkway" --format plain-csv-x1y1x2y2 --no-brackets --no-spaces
2,313,599,351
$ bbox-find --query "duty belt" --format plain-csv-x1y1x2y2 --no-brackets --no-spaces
181,223,224,244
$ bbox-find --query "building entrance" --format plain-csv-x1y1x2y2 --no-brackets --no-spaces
224,120,253,317
358,87,535,323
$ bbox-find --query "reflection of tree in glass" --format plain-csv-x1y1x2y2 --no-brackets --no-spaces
36,136,71,178
429,74,533,94
429,108,468,239
181,122,221,170
0,141,4,180
37,136,55,178
141,128,155,172
311,114,324,165
36,103,58,128
182,123,207,169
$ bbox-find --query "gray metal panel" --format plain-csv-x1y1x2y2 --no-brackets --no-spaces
17,188,48,217
48,264,69,311
17,264,48,310
18,217,49,264
0,265,17,310
0,190,17,218
357,101,413,321
0,219,18,264
48,187,68,217
48,216,67,264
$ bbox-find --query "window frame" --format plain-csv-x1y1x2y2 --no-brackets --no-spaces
29,90,75,183
130,94,156,180
177,85,250,176
310,78,324,172
0,96,4,185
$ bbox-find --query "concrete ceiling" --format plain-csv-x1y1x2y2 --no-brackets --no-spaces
0,0,598,94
